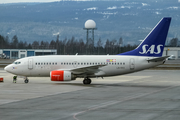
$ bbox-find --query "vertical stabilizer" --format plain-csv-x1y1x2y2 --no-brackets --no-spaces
119,17,171,57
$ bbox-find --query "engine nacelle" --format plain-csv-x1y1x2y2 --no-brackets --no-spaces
50,70,76,81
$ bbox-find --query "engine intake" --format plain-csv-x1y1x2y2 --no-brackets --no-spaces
50,70,76,81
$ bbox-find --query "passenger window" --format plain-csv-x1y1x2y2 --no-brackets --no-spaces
44,63,46,65
72,63,73,65
81,63,83,65
69,63,71,65
52,63,54,65
84,63,86,65
36,63,37,65
61,63,63,65
87,63,89,65
49,63,51,65
64,63,65,65
38,63,40,65
112,63,114,65
123,63,125,65
78,63,80,65
55,63,57,65
41,63,43,65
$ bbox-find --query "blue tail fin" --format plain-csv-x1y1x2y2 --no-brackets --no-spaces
119,17,171,57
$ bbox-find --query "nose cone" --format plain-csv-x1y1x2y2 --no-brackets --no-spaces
4,66,8,71
4,64,18,75
4,65,10,72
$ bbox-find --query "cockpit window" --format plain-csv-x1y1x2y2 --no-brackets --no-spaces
13,62,21,64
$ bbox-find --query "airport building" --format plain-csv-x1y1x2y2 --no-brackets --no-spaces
1,47,179,59
0,49,57,59
163,47,180,59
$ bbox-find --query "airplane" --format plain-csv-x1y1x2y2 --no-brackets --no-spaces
4,17,171,84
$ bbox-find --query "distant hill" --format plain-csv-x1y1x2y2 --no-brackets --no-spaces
0,0,179,45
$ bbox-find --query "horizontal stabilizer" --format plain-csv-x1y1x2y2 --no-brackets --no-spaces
147,56,169,62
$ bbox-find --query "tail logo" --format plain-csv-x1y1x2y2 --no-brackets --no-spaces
139,44,163,54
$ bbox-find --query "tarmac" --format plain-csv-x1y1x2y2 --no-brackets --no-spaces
0,68,180,120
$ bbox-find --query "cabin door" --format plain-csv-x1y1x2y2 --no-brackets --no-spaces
28,58,33,69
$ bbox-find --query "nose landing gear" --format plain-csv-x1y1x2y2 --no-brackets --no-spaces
83,78,91,84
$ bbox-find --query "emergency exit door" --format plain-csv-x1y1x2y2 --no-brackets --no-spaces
28,58,33,69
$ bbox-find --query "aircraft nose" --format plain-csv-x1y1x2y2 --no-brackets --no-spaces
4,65,10,72
4,66,7,71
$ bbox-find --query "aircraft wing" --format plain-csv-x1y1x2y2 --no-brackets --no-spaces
147,56,169,62
57,64,107,75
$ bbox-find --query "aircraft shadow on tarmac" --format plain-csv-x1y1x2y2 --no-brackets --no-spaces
52,82,170,88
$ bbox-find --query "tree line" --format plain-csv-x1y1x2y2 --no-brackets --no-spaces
0,34,179,55
166,38,179,47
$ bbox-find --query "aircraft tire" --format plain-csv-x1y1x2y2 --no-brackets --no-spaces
83,79,91,84
24,79,29,83
83,79,88,84
87,79,91,84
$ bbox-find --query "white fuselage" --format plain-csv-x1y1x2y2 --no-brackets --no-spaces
5,55,163,78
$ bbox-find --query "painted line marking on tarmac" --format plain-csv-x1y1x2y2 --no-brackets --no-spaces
73,85,179,120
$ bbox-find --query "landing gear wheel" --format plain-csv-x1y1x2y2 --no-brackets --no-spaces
83,78,91,84
24,79,29,83
87,79,91,84
83,79,88,84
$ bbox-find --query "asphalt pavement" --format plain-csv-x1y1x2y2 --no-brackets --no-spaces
0,69,180,120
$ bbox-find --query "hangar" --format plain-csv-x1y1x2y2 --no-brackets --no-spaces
0,49,57,59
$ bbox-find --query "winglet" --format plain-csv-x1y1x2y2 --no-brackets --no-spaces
118,17,171,57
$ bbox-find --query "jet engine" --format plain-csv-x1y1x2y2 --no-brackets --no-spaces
50,70,76,81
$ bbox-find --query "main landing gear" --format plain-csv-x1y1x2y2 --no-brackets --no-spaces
83,78,91,84
24,77,29,83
